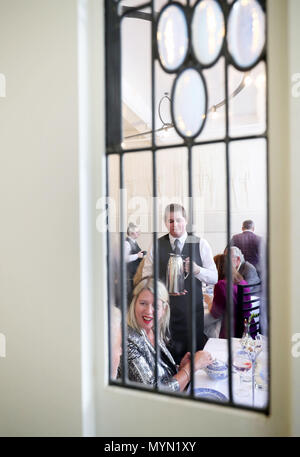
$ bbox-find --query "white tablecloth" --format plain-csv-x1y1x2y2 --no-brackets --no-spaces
203,287,221,339
194,337,268,409
204,308,222,338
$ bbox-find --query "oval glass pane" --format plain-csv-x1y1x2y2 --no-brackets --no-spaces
227,0,265,69
157,4,188,71
172,68,207,138
192,0,225,65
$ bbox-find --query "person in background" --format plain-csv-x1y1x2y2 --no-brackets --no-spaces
110,306,122,379
143,203,217,364
228,246,260,288
206,254,250,338
125,223,146,300
230,220,262,274
118,277,213,391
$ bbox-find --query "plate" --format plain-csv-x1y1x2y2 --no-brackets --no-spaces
194,388,227,402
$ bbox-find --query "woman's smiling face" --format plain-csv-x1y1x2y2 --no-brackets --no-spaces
135,289,164,335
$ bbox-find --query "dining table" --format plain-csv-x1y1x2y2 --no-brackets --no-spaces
203,284,222,338
193,337,268,409
204,304,221,338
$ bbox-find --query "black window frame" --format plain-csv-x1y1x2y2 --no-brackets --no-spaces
105,0,270,415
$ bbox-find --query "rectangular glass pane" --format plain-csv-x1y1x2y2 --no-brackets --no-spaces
192,143,229,404
196,57,226,142
229,139,268,409
156,148,190,388
107,154,123,381
155,61,183,147
156,147,188,230
229,62,267,138
122,151,155,390
107,155,121,309
123,151,153,301
121,10,152,150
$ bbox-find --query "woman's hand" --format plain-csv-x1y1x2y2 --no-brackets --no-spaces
179,352,191,371
175,351,213,391
204,293,213,311
194,350,213,370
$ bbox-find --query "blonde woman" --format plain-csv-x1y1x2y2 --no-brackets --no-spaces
118,277,212,392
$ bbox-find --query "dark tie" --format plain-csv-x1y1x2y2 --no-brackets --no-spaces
174,239,180,255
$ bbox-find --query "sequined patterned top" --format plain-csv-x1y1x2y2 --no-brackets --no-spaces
118,326,180,392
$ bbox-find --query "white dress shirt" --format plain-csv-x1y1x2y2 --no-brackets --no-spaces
142,232,218,285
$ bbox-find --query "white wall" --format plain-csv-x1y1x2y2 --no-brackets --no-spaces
95,0,295,437
0,0,82,436
288,0,300,437
0,0,300,437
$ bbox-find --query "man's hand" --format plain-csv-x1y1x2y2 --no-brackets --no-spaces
204,293,213,311
169,289,188,296
184,257,201,275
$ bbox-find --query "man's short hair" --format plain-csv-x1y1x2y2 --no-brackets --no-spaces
164,203,187,221
242,220,254,230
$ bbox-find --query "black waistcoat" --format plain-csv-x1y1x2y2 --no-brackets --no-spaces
126,237,142,278
158,234,205,362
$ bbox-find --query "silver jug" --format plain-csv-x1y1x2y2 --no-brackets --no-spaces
166,253,189,294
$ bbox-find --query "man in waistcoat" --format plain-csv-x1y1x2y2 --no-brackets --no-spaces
125,223,145,301
143,204,217,364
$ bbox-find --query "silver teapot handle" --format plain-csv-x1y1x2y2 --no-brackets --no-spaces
183,259,189,279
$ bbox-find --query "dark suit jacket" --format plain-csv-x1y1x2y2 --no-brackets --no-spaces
239,261,260,290
231,231,261,268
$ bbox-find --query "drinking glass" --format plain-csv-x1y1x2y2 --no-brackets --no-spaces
254,335,267,390
233,349,252,397
244,334,263,405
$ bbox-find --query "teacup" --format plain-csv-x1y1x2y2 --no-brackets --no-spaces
204,359,228,380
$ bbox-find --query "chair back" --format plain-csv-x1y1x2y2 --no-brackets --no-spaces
236,281,261,338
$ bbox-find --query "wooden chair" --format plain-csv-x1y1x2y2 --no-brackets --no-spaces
236,281,261,338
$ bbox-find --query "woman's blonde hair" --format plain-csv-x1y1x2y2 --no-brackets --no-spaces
127,277,170,342
133,257,146,287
